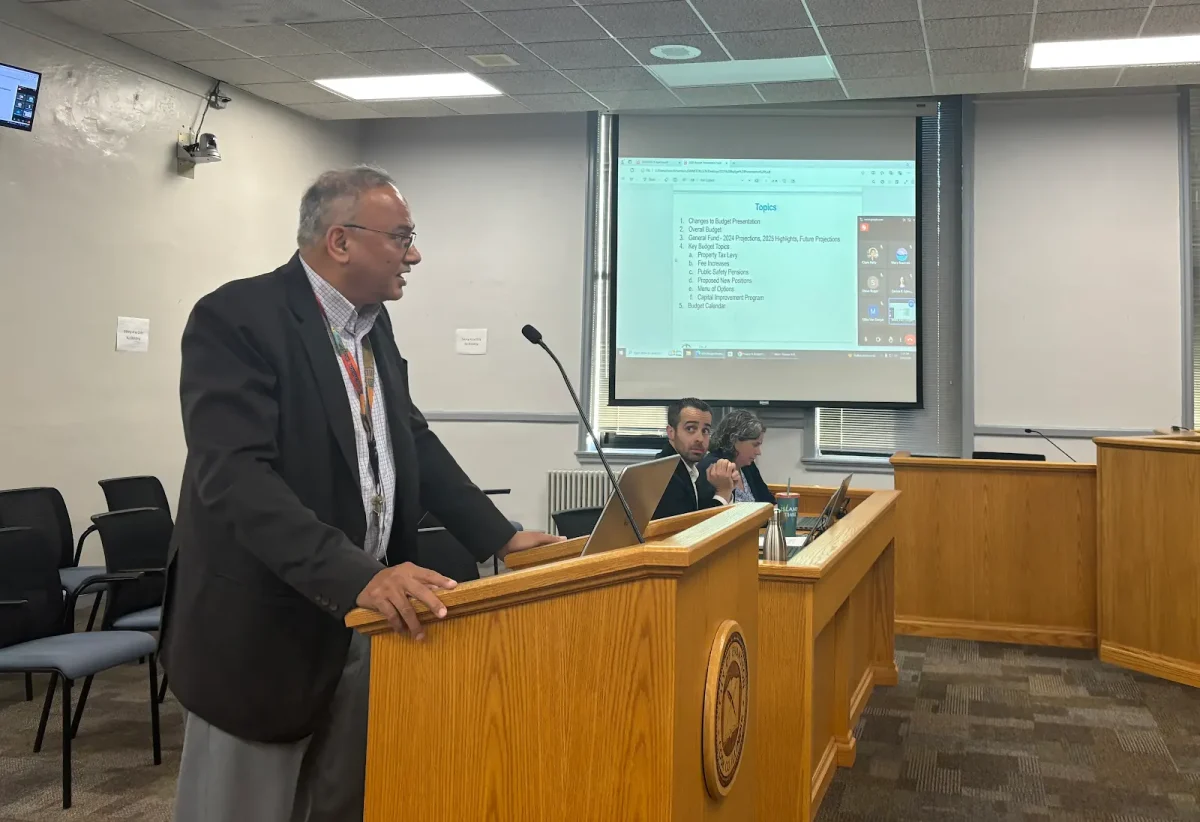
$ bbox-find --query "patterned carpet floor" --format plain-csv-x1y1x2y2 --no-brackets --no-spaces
0,636,1198,820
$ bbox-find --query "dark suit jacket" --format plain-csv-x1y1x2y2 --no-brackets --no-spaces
698,453,776,505
160,254,516,744
651,446,725,520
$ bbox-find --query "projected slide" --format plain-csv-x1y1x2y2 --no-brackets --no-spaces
613,157,918,406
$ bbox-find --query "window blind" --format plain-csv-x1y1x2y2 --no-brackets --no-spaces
816,99,964,458
589,113,668,438
1190,91,1200,426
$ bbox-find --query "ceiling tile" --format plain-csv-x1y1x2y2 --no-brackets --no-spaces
1024,67,1121,88
511,92,600,110
1039,0,1148,10
687,0,814,33
673,84,763,105
804,0,920,26
239,80,343,104
584,1,707,39
345,49,460,73
36,0,184,34
483,70,581,93
290,20,420,51
620,34,730,63
433,43,546,71
1034,9,1146,40
439,95,530,114
924,15,1031,49
833,50,929,79
268,52,374,79
718,28,824,60
930,45,1027,74
389,13,510,46
131,0,368,28
755,79,847,103
819,22,925,56
291,100,384,119
560,66,662,91
1119,64,1200,86
922,0,1033,18
593,88,682,109
354,0,467,14
470,0,576,8
843,74,933,98
933,71,1025,94
1142,4,1200,36
115,30,248,61
203,25,332,56
483,7,609,42
183,57,300,83
367,100,457,116
526,39,637,69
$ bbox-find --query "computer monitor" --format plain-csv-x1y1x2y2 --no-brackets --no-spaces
1,62,41,132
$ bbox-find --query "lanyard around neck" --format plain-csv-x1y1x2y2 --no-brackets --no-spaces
317,305,382,495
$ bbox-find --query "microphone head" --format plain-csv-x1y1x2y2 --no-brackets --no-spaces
1023,428,1034,434
521,324,543,344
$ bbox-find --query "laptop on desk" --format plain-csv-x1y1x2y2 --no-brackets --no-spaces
579,455,678,557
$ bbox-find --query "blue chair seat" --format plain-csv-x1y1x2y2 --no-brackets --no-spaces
58,566,107,595
508,519,523,532
111,606,161,632
0,631,156,680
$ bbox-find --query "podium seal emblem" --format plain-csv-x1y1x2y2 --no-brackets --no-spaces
702,619,749,799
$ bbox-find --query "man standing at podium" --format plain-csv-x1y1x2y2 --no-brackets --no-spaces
162,167,561,822
653,398,740,519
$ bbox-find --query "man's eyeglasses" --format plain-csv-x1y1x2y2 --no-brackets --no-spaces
340,224,417,251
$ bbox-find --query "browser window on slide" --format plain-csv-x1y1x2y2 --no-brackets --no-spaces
613,157,918,406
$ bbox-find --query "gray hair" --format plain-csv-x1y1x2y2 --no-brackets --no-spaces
709,409,766,458
297,166,400,247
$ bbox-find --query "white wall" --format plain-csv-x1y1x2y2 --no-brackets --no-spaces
972,93,1185,433
0,1,361,562
360,113,591,529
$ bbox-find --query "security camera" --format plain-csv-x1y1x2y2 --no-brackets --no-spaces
178,133,221,164
209,89,232,109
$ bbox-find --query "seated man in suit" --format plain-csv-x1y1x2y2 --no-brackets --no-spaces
653,398,740,520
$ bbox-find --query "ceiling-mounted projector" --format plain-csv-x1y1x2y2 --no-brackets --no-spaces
178,132,221,164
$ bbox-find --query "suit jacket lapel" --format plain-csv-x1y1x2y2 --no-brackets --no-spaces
283,257,358,479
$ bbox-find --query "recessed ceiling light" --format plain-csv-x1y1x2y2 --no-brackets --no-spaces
1030,34,1200,70
468,53,520,68
650,44,702,61
314,72,502,101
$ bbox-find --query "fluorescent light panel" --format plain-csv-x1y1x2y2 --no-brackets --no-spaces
315,72,501,101
1030,34,1200,70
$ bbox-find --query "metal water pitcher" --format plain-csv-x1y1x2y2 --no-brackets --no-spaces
763,506,787,562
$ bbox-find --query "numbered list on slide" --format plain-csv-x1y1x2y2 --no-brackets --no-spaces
671,191,860,349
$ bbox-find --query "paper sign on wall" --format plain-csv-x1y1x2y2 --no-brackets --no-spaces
455,328,487,355
116,316,150,353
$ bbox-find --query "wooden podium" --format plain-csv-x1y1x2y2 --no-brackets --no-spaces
1095,433,1200,687
346,502,772,822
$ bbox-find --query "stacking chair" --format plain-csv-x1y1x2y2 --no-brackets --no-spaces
0,487,106,597
98,475,172,517
551,505,604,539
73,507,171,717
0,527,161,809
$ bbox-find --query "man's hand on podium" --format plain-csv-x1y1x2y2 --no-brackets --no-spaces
357,562,457,641
497,531,565,559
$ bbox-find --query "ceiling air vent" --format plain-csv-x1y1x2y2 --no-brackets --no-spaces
468,53,520,68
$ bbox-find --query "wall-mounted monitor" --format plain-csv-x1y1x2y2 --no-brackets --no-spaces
0,61,41,132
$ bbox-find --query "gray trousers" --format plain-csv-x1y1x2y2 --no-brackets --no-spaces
173,631,372,822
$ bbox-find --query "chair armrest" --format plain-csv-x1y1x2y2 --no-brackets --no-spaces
482,488,511,496
72,570,159,598
74,523,98,566
0,599,29,607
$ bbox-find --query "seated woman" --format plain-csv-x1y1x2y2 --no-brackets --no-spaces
700,409,776,505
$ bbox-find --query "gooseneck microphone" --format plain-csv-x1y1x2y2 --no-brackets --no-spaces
521,324,644,544
1023,428,1077,463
